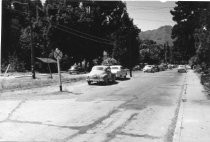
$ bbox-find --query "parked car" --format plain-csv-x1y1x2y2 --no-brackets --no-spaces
68,65,84,74
110,65,127,79
186,65,191,70
86,65,116,85
168,64,173,69
158,64,165,71
133,65,141,71
153,65,159,72
143,65,155,73
177,65,187,73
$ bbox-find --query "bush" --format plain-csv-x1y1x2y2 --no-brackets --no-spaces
3,54,26,72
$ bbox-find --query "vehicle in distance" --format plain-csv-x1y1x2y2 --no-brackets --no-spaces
177,65,187,73
68,65,84,74
110,65,127,79
143,65,155,73
158,64,165,71
153,65,159,72
87,65,116,85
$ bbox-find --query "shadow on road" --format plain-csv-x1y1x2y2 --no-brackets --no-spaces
117,78,130,81
90,81,119,86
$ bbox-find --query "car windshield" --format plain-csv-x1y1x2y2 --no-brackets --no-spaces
92,66,105,71
111,67,119,69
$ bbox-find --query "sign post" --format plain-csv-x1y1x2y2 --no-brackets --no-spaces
54,48,63,92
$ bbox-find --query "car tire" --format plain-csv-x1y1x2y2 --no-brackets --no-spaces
112,76,116,83
104,78,108,85
87,81,92,85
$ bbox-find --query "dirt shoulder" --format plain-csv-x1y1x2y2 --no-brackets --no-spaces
0,72,87,92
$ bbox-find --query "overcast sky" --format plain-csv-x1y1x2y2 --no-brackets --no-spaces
126,1,176,31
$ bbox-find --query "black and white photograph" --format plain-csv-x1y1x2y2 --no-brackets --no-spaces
0,0,210,141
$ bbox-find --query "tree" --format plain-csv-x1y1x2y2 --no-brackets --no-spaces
2,0,141,72
139,40,164,64
170,2,207,62
112,11,140,76
2,0,43,71
193,3,210,66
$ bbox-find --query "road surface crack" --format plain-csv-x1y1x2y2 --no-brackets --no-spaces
103,113,138,142
119,132,161,139
6,99,27,120
62,96,138,142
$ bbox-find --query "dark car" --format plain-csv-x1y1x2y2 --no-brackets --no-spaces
68,65,84,74
153,65,159,72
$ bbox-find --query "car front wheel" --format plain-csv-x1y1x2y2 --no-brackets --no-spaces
112,76,116,82
87,81,92,85
104,78,108,85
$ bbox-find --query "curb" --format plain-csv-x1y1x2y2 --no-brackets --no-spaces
172,73,188,142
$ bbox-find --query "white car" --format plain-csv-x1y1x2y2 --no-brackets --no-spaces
177,65,187,73
143,65,155,73
110,65,127,79
87,65,116,85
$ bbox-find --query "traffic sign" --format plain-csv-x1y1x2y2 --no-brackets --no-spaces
54,48,63,91
54,48,63,60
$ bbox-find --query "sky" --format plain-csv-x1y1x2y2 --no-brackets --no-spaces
126,1,177,31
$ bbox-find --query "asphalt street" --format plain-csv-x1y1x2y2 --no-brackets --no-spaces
0,69,186,142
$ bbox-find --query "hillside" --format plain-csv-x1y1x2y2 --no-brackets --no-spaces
139,25,173,46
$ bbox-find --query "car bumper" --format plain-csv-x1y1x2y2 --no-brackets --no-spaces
87,78,104,82
178,69,187,72
69,70,79,74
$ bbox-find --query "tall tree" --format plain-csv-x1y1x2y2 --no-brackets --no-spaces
193,3,210,66
170,2,207,62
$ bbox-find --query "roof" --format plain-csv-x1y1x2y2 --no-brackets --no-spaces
36,57,57,63
110,65,122,67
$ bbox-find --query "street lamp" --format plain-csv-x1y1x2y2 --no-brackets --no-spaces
11,1,36,79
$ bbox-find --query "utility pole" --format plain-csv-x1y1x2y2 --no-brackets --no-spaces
31,5,39,79
170,46,173,64
29,4,36,79
164,42,168,64
0,0,2,75
129,33,132,77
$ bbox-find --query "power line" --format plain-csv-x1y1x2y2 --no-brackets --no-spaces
57,24,112,43
54,25,113,46
8,8,113,45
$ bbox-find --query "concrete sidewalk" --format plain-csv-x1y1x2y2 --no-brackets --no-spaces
173,70,210,142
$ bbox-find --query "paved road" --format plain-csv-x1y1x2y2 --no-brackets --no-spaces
0,69,186,142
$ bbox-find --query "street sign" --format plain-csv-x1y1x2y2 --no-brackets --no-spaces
54,48,63,91
54,48,63,60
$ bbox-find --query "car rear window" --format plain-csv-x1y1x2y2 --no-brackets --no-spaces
111,67,119,69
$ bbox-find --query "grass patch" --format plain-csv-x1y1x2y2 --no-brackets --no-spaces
0,73,87,92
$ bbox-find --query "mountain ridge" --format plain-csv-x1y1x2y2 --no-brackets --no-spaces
139,25,173,46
